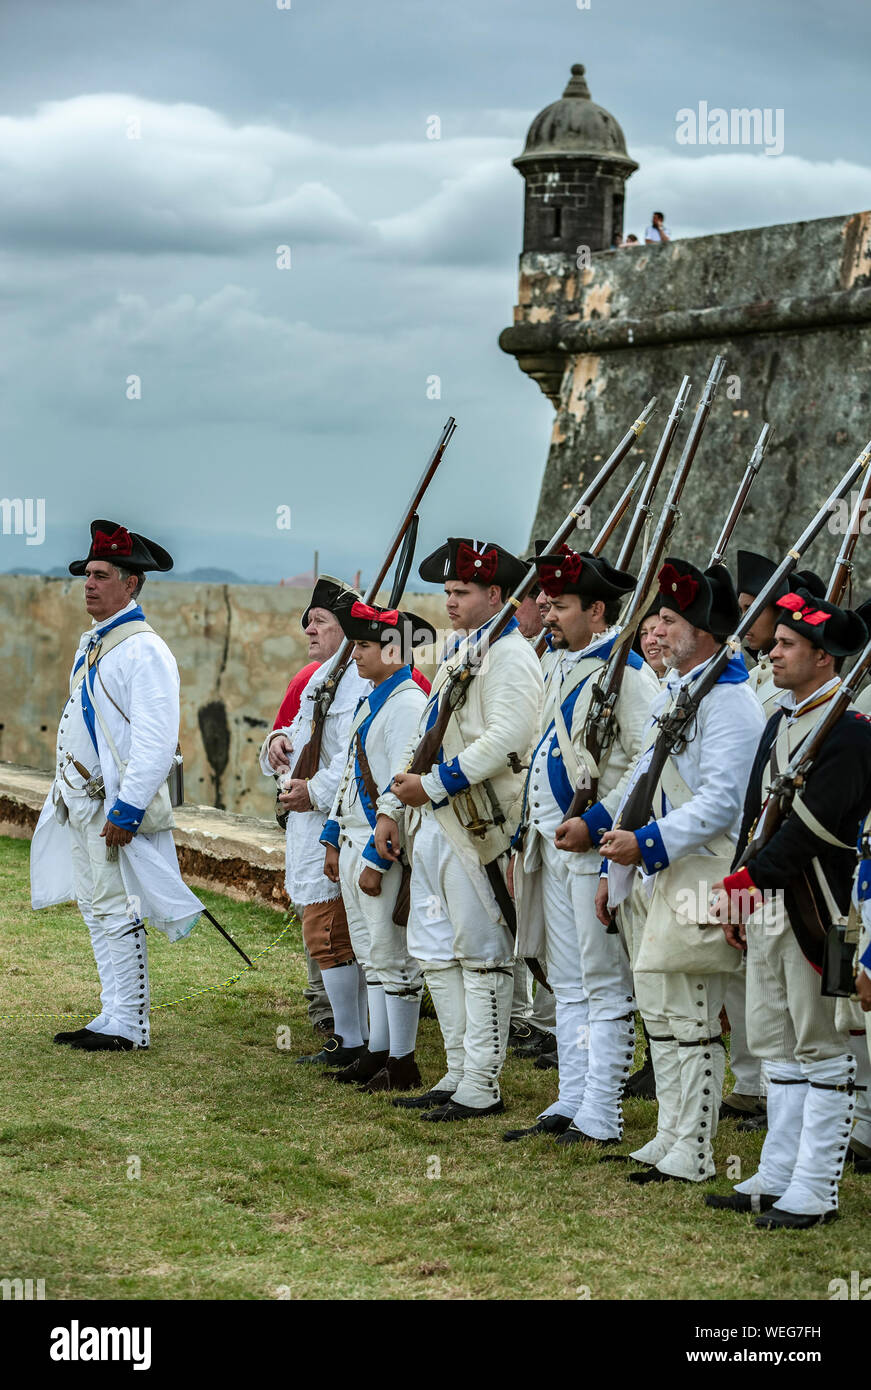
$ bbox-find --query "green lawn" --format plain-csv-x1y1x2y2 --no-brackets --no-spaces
1,833,867,1301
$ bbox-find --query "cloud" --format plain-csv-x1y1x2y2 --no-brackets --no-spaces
625,145,871,242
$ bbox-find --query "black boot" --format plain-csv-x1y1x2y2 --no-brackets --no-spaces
359,1053,422,1094
421,1098,506,1122
332,1049,388,1085
294,1035,366,1068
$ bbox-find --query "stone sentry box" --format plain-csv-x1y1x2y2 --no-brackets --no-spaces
501,63,871,593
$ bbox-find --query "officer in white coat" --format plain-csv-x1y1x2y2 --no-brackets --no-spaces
505,546,659,1146
31,521,201,1052
378,538,544,1120
321,603,435,1092
599,558,765,1183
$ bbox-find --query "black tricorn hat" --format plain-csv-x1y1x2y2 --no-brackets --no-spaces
69,520,173,576
657,556,714,632
735,550,825,602
774,589,868,658
419,537,527,592
302,573,362,630
704,563,742,640
533,546,636,601
337,601,436,657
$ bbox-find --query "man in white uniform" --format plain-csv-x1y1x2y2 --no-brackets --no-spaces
321,602,434,1091
599,557,765,1183
31,520,202,1051
377,537,543,1120
260,575,371,1066
505,546,659,1146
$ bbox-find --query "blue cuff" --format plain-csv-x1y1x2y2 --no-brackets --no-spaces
856,860,871,902
599,859,607,876
581,801,613,848
437,756,471,796
320,819,340,850
107,797,147,833
363,837,394,873
862,941,871,972
635,821,669,874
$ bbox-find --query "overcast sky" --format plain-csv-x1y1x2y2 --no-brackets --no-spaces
1,0,869,584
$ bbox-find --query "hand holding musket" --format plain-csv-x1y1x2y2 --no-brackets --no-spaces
408,397,658,776
618,433,871,834
292,416,456,782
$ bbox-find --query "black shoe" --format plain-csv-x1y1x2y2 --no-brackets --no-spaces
68,1032,145,1052
332,1049,389,1085
533,1049,559,1072
852,1158,871,1175
755,1207,839,1230
512,1029,554,1059
737,1113,769,1133
508,1021,538,1050
847,1143,871,1169
599,1153,650,1165
392,1088,455,1110
555,1125,620,1148
627,1166,689,1185
704,1192,779,1213
294,1036,365,1068
719,1093,766,1121
503,1114,572,1142
421,1099,506,1122
53,1027,99,1045
623,1057,657,1100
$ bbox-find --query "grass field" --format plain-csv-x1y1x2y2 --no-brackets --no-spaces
1,832,868,1301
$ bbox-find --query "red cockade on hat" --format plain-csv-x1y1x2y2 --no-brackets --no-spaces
775,592,831,627
537,544,583,597
456,541,499,584
93,526,133,558
351,602,399,626
658,562,698,612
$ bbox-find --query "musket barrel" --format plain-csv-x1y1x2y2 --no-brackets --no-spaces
708,421,772,567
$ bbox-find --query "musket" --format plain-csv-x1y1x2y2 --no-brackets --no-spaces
565,357,726,820
408,396,658,777
616,376,692,573
708,422,772,567
291,417,456,782
532,458,647,659
617,432,871,835
826,462,871,605
732,633,871,968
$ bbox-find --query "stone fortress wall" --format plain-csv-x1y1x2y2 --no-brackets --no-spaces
0,576,447,817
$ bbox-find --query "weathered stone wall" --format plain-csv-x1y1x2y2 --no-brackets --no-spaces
0,577,446,816
500,211,871,592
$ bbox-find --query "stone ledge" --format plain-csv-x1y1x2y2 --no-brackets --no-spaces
0,762,289,910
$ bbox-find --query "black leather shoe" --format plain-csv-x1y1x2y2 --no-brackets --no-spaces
628,1166,688,1185
392,1088,455,1110
623,1057,657,1100
332,1049,388,1084
704,1192,779,1213
503,1114,572,1142
533,1049,559,1072
852,1158,871,1175
737,1113,768,1134
555,1125,620,1148
53,1027,99,1045
511,1028,554,1059
294,1036,365,1067
421,1099,506,1122
68,1033,145,1052
508,1021,538,1050
755,1207,838,1230
599,1153,650,1165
